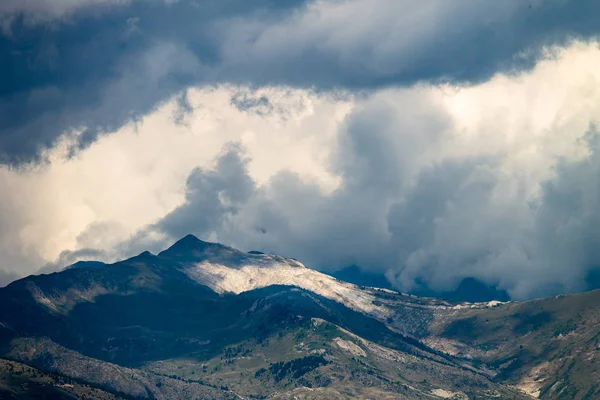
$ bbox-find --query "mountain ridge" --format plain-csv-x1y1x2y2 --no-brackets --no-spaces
0,235,598,399
157,234,233,259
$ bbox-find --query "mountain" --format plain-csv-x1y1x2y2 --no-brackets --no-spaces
329,265,510,303
0,358,122,400
0,235,597,399
65,260,107,271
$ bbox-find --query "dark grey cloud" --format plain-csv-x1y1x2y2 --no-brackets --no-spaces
0,0,307,164
38,247,109,275
0,269,19,287
157,143,256,240
172,90,194,125
2,0,600,163
230,92,274,116
532,128,600,294
0,0,129,27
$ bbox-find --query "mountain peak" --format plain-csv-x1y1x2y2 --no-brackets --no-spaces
174,234,205,247
65,260,106,271
158,234,229,259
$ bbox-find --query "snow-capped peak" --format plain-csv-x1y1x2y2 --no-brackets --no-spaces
181,258,391,318
155,235,392,318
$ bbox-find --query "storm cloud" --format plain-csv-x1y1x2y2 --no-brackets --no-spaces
2,0,600,163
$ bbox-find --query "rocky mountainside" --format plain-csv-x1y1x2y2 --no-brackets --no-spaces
0,358,122,400
0,235,598,399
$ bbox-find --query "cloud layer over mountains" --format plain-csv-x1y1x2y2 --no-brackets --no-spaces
2,0,600,164
2,0,600,299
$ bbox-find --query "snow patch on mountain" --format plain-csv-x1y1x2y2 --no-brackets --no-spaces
183,261,391,317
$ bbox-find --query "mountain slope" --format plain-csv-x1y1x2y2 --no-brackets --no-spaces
3,337,237,399
0,358,124,400
159,235,388,317
0,235,597,399
425,290,600,399
144,317,528,399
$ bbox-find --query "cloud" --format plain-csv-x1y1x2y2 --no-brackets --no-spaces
0,0,131,29
532,129,600,293
3,41,600,300
157,143,256,240
0,269,19,287
109,43,600,300
386,125,600,300
0,0,308,164
37,247,109,275
0,40,205,164
144,128,600,300
0,85,345,276
2,0,600,164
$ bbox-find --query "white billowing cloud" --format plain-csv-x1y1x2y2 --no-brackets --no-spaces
0,85,349,279
143,41,600,300
3,41,600,300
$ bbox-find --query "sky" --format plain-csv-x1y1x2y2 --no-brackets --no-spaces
2,0,600,300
